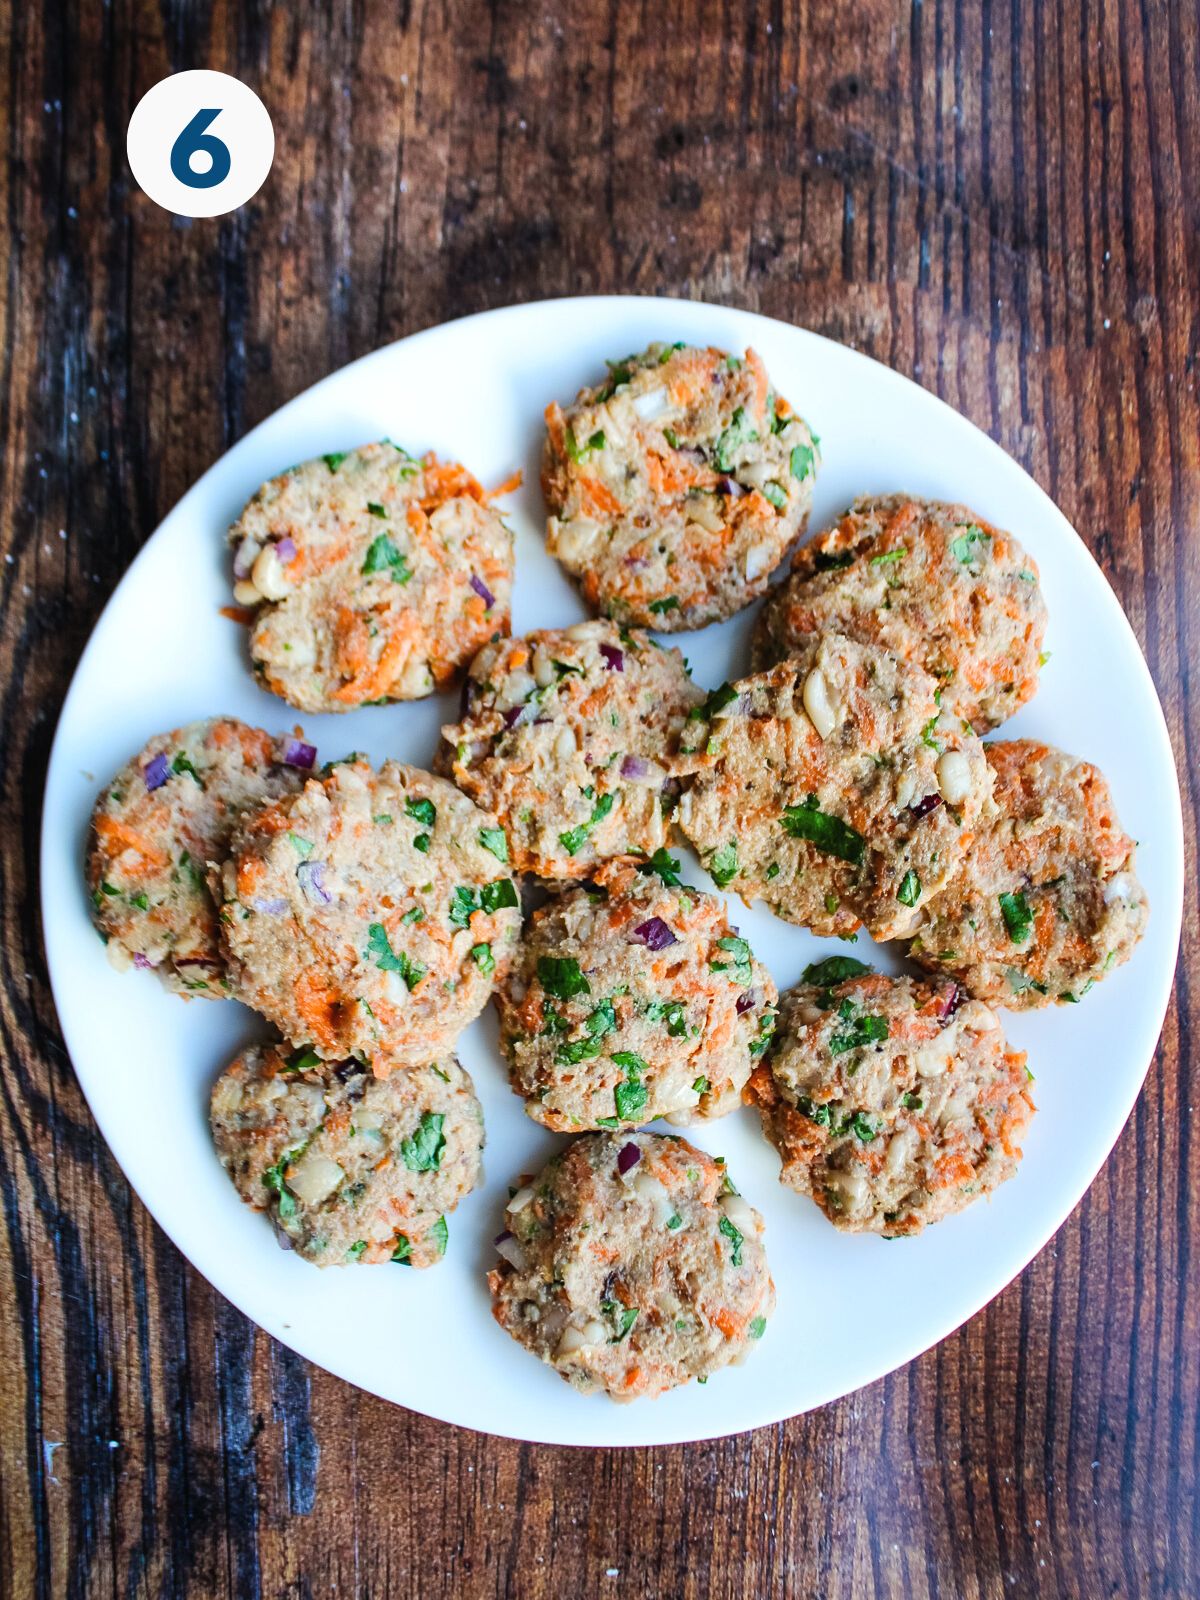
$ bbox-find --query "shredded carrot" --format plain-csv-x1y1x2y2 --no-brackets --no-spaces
94,815,168,871
486,469,523,500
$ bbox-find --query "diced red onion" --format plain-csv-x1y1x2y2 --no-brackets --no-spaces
493,1230,528,1270
271,1217,295,1251
631,917,677,951
282,738,316,770
142,752,169,791
736,988,757,1015
717,476,746,498
251,896,289,915
232,534,260,579
276,537,297,564
599,643,624,672
469,573,495,609
297,860,332,905
132,952,154,970
909,793,943,820
621,754,649,779
617,1142,641,1175
936,982,965,1021
501,705,526,730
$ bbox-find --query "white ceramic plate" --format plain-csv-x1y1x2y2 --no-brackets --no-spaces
41,298,1183,1446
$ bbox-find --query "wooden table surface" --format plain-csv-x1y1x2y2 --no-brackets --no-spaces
1,2,1196,1595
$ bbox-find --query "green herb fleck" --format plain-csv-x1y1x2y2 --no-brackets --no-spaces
780,795,866,863
999,890,1033,944
897,870,922,907
718,1213,744,1265
537,955,591,1001
478,826,509,862
400,1111,445,1172
708,841,739,889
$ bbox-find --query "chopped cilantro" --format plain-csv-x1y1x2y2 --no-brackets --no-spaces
648,595,680,616
869,547,906,566
897,870,922,907
641,847,682,887
171,751,203,785
708,841,739,889
366,923,426,989
361,533,411,581
405,797,437,827
718,1213,744,1265
537,955,590,1000
478,826,509,862
400,1111,445,1172
689,681,739,723
428,1215,449,1256
323,451,348,472
481,878,519,914
763,481,788,510
565,426,606,462
839,1110,877,1142
692,1076,709,1094
749,1316,767,1339
789,442,815,479
367,500,388,517
346,1240,367,1261
391,1235,412,1264
780,796,866,863
829,1013,889,1054
902,1092,923,1111
471,942,495,977
613,1052,648,1120
803,955,871,986
449,885,479,927
999,890,1033,944
587,1000,617,1038
558,793,614,856
287,831,314,857
949,524,991,565
711,934,752,985
713,406,758,471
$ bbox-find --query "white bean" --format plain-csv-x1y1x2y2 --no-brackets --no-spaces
802,668,838,740
936,749,972,805
719,1193,757,1233
251,544,290,601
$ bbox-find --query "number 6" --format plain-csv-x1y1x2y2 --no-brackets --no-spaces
170,108,232,190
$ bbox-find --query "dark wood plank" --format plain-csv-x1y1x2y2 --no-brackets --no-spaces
0,0,1196,1596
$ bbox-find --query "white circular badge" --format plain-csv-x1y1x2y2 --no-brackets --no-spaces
127,70,274,219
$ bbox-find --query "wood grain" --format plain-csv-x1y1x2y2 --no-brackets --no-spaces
0,1,1196,1595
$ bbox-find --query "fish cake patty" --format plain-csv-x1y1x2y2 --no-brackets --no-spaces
489,1133,774,1400
229,442,513,713
753,495,1048,733
495,863,778,1130
87,717,310,998
211,1040,483,1266
908,739,1149,1007
542,343,819,631
677,632,995,940
746,964,1033,1236
216,758,521,1067
438,621,703,880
